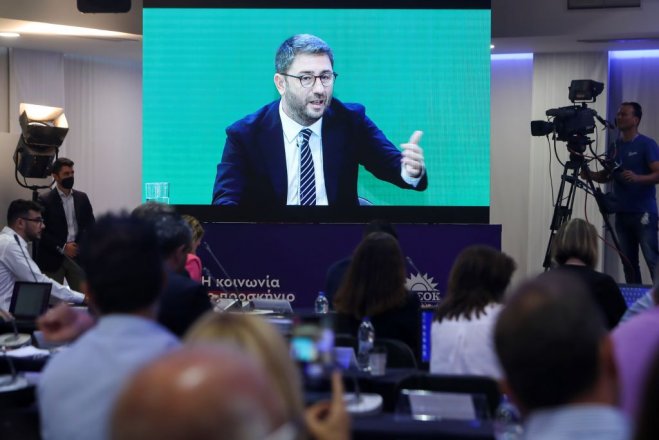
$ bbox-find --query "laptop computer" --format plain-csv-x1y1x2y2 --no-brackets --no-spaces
9,281,52,327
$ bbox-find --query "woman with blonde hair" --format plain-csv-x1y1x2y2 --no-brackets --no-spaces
185,313,304,423
185,313,349,440
551,218,627,329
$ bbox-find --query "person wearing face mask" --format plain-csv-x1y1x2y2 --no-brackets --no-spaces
212,33,427,207
37,157,95,291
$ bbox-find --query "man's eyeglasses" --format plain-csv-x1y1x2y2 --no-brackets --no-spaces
280,72,338,88
20,217,44,224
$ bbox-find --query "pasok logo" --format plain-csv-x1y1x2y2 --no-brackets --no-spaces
406,273,442,308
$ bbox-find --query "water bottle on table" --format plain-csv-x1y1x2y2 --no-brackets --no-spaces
314,291,329,314
494,395,523,440
357,317,375,372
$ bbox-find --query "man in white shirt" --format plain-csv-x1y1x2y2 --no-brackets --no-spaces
0,199,85,310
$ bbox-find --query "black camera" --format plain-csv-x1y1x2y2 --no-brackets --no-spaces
531,80,605,147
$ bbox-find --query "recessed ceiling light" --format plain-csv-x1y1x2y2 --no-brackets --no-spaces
0,32,20,38
490,44,495,49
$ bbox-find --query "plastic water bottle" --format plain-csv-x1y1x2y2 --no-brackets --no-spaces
493,395,523,440
357,317,375,372
314,291,329,314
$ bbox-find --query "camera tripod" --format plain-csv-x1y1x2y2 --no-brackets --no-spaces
542,152,624,271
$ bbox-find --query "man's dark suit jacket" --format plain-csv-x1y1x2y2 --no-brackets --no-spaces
157,269,212,338
36,188,95,272
212,98,428,206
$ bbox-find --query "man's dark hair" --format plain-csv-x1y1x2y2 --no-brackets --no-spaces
52,157,74,174
275,34,334,74
494,271,606,410
131,203,191,258
7,199,43,226
622,101,642,124
79,213,163,315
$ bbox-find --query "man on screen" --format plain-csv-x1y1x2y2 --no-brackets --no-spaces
212,34,427,207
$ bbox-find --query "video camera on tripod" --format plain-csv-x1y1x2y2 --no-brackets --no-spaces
531,79,608,153
529,79,622,271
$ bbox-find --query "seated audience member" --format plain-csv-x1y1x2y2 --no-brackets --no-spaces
0,199,85,310
112,346,286,440
185,312,350,440
612,277,659,420
632,346,659,440
182,214,204,282
551,218,627,329
38,214,180,440
185,313,304,427
325,219,398,304
333,232,421,357
132,203,211,337
430,245,515,378
494,271,629,440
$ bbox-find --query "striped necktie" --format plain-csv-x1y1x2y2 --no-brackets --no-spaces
298,128,316,206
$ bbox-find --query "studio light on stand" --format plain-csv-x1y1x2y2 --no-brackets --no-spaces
13,103,69,202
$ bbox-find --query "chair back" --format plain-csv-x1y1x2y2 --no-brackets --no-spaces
375,338,417,369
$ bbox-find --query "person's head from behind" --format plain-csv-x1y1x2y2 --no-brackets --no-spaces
51,157,75,192
182,214,205,254
111,346,287,440
274,34,335,127
6,199,44,242
132,203,192,273
79,213,163,316
434,245,516,322
494,271,616,414
333,232,407,319
363,219,398,240
185,313,304,427
551,218,599,269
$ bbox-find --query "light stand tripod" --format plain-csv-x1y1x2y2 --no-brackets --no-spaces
542,145,624,271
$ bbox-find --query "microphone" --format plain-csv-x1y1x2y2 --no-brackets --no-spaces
202,241,240,299
14,235,38,282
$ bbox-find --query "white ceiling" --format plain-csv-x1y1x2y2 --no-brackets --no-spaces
0,0,141,61
0,0,658,60
492,0,659,54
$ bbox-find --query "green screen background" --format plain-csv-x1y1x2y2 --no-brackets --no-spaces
143,8,490,206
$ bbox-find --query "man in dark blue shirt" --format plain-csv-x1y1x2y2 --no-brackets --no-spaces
589,102,659,283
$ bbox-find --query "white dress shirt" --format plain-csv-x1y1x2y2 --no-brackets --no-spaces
0,226,85,310
430,303,503,379
278,102,423,205
279,103,328,205
57,187,78,242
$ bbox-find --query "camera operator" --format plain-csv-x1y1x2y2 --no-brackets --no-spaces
584,102,659,284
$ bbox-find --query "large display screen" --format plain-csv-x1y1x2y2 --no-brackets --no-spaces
143,1,491,221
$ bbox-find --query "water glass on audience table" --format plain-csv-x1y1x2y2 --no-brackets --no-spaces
369,345,387,376
145,182,170,204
